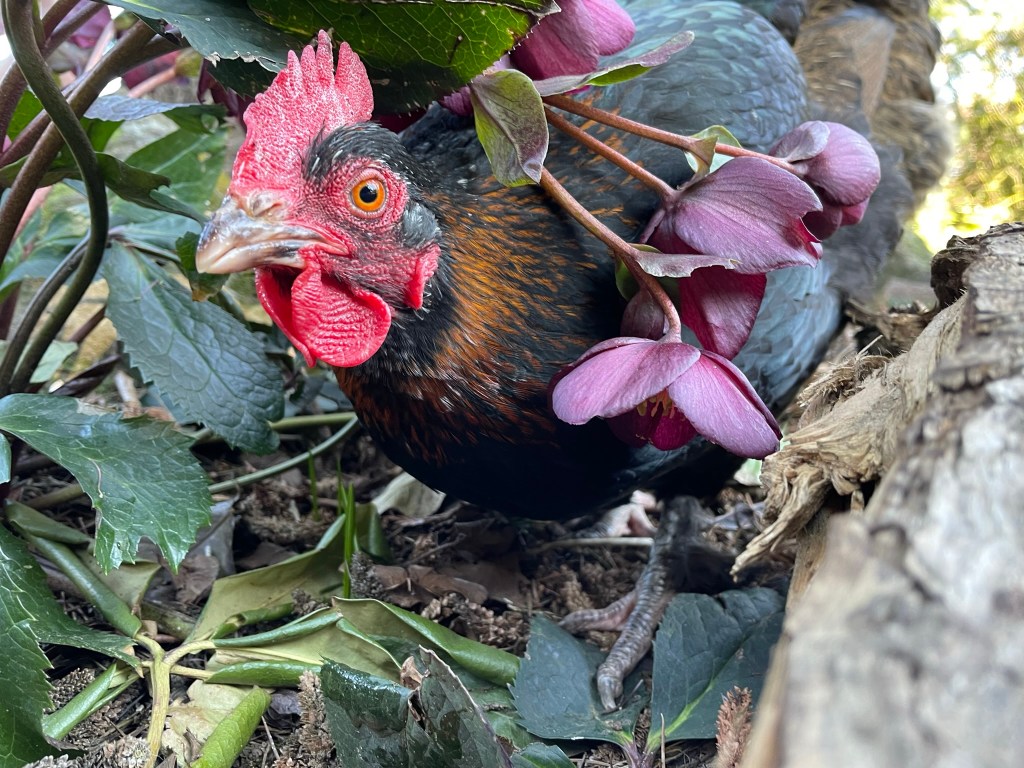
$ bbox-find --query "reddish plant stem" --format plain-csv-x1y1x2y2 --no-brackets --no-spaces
127,65,180,98
0,0,104,161
545,93,799,175
544,106,673,198
539,168,682,339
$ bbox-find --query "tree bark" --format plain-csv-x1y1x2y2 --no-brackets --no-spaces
739,223,1024,768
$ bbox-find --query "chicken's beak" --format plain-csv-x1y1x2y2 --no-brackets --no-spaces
196,196,317,275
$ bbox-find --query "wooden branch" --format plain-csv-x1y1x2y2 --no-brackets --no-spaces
739,223,1024,768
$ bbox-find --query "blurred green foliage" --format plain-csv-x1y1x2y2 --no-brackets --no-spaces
925,0,1023,244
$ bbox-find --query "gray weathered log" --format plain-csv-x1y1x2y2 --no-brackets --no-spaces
740,223,1024,768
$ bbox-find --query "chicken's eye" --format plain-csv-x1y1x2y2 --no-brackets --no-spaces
351,177,386,214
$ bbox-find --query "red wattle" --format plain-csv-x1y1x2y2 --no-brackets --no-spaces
255,264,392,368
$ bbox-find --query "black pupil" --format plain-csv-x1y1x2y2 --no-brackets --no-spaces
358,181,381,205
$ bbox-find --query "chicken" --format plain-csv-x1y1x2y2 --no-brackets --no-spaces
196,0,945,707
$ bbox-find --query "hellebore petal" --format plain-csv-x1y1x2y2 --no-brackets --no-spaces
668,350,781,458
66,2,111,50
677,268,767,359
584,0,637,54
512,0,635,80
664,157,823,271
551,338,700,424
774,121,880,207
621,290,668,339
609,393,698,450
770,121,830,163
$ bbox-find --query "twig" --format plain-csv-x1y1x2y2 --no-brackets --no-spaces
545,106,672,198
545,93,798,174
538,168,683,337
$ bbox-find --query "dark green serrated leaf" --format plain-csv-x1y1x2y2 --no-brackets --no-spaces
418,651,513,767
0,521,135,660
321,661,414,768
510,743,575,768
104,242,283,452
200,55,275,99
649,589,784,746
251,0,557,114
107,0,301,73
0,526,137,765
0,394,211,571
471,69,548,186
512,617,645,747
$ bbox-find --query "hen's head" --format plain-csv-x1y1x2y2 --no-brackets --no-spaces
196,32,441,367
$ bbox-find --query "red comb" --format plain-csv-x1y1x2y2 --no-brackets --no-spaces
229,31,373,196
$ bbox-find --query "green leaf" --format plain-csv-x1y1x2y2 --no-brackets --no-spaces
337,598,520,686
208,609,401,682
103,242,283,453
190,686,271,768
416,650,514,767
510,743,575,768
0,394,211,571
471,69,548,187
321,661,415,768
322,652,518,768
106,0,302,73
512,616,645,747
85,94,224,131
0,526,136,765
179,232,229,300
206,660,321,687
119,125,227,213
0,434,10,484
5,501,93,546
189,512,349,641
97,153,203,221
534,31,694,95
648,588,784,747
28,340,77,385
251,0,557,114
686,126,741,175
4,186,89,293
6,89,43,140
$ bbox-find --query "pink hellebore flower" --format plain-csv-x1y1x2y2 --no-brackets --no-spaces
511,0,635,80
771,121,881,238
442,0,635,115
642,156,823,359
551,337,781,457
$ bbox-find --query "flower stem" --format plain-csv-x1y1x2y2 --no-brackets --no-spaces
544,106,673,198
538,168,682,338
544,93,798,174
0,0,93,149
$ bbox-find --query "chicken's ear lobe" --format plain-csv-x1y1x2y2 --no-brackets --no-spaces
229,31,375,196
